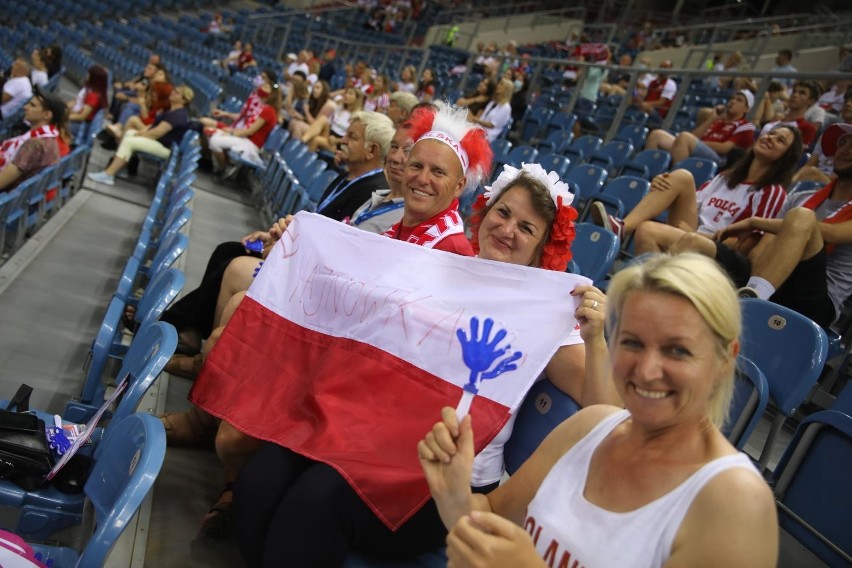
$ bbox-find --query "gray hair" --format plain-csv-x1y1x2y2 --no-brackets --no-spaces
351,111,396,160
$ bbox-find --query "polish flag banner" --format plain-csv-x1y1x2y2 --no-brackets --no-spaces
190,212,587,529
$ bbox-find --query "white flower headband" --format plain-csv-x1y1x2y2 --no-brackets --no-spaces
483,163,575,208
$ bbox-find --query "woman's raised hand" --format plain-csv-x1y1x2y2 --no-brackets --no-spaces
417,407,476,528
571,285,607,344
263,215,295,259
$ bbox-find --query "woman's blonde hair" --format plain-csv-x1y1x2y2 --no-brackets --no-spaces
605,253,740,429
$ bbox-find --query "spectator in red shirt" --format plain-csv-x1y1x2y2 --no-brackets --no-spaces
645,90,756,165
209,70,282,179
238,43,258,72
759,81,820,147
634,60,676,126
67,65,108,140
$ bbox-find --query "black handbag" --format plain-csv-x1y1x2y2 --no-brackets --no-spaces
0,385,53,490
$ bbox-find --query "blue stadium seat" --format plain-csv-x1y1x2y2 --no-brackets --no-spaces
771,410,852,567
620,149,672,180
739,299,829,472
28,413,167,567
673,157,718,186
536,152,573,180
564,164,608,207
570,222,619,284
723,356,770,451
503,378,581,475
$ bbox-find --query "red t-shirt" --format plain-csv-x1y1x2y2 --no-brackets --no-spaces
761,118,818,147
83,91,103,122
644,78,675,117
702,117,755,149
248,105,277,149
238,52,255,70
395,223,473,255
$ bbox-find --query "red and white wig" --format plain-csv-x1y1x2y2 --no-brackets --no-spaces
405,103,492,193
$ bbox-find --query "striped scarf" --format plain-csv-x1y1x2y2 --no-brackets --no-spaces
0,124,58,170
383,200,465,249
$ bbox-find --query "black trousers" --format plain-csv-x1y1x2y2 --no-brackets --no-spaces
159,241,259,339
233,442,497,567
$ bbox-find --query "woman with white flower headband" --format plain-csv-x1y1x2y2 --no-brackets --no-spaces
232,155,621,566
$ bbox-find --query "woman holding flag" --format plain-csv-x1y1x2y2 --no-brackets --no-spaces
226,106,618,565
418,253,777,568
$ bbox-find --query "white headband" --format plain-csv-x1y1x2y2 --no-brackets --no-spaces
484,163,575,207
416,130,469,173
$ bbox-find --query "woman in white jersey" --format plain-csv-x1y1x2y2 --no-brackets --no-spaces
591,125,803,256
420,253,777,568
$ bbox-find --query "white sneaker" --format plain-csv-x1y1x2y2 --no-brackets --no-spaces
87,171,115,186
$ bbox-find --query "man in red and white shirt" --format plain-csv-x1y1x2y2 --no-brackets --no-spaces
760,81,819,146
633,60,676,126
645,90,756,165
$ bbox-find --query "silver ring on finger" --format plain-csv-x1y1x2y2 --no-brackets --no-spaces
591,300,598,310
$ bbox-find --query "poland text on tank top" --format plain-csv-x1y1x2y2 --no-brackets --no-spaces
523,409,759,568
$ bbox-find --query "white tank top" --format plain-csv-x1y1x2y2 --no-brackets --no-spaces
523,409,759,568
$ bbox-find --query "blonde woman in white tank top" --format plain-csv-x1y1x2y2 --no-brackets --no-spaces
419,253,777,568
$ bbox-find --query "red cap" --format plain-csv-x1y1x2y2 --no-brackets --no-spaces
821,123,852,157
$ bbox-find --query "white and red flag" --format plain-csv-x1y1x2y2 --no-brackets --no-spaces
190,212,586,529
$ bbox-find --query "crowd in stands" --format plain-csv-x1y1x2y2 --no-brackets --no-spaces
0,8,851,567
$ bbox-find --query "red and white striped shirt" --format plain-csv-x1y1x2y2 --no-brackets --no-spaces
696,174,787,234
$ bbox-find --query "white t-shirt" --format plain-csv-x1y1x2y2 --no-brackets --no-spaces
30,69,48,88
695,174,787,235
471,326,583,486
1,76,32,118
479,101,512,142
286,62,309,80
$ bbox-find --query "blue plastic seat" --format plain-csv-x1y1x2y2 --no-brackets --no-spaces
620,149,672,180
672,156,718,186
503,378,581,475
585,175,650,220
723,356,770,450
28,413,167,567
564,164,608,207
519,106,554,143
490,139,513,172
536,152,572,180
536,129,573,153
739,298,829,471
570,222,619,284
545,112,577,139
0,323,176,539
771,410,852,567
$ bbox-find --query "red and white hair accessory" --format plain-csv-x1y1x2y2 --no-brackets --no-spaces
406,103,492,191
471,162,578,272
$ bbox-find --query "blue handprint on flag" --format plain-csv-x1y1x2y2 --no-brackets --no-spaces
456,316,523,395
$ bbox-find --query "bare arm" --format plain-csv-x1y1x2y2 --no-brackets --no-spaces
228,117,267,138
665,467,777,567
67,104,93,122
0,163,23,191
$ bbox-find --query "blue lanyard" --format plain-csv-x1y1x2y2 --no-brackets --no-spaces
353,200,404,226
318,168,384,213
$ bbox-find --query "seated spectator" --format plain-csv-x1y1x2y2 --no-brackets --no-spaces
419,253,777,568
644,90,755,165
759,81,819,146
43,44,62,78
632,60,675,126
283,51,309,84
817,79,850,119
301,87,365,153
288,80,336,139
1,59,33,121
598,54,633,97
591,126,801,253
318,49,337,83
456,79,495,115
753,81,789,127
237,43,258,73
395,65,417,94
771,49,797,90
218,40,242,74
469,77,513,142
30,48,49,88
364,74,390,114
106,64,172,142
794,90,852,185
714,51,744,90
208,70,281,178
283,73,310,126
87,86,193,186
416,68,436,102
0,88,64,191
66,65,108,139
109,55,159,120
719,123,852,329
576,58,608,112
386,90,418,126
